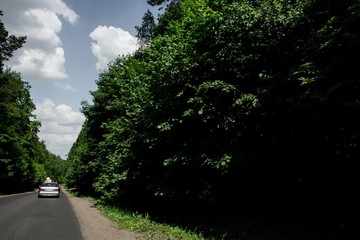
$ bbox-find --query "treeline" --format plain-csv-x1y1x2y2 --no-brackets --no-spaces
66,0,360,237
0,10,66,194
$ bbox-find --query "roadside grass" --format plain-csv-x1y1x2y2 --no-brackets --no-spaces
97,204,206,240
65,187,207,240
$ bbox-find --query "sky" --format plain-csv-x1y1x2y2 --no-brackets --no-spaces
1,0,161,159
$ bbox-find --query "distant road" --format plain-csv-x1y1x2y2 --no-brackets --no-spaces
0,190,83,240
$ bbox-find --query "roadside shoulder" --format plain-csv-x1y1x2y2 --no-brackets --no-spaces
62,188,141,240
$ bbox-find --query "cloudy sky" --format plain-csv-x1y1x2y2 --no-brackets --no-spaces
1,0,160,159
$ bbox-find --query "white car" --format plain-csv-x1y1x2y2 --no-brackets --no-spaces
38,182,60,198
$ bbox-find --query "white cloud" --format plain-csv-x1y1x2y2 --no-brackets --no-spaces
2,0,79,83
24,8,62,47
53,81,76,91
34,98,85,159
14,47,67,80
42,0,79,24
90,25,139,70
1,1,83,158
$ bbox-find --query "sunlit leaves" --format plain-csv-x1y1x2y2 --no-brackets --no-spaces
67,1,360,227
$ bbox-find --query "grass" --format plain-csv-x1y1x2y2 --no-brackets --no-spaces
97,204,206,240
65,187,206,240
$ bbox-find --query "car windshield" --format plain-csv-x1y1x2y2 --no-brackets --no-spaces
41,183,59,187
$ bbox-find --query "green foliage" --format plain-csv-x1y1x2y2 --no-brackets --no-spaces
136,10,156,47
67,0,360,238
32,162,47,184
0,69,38,192
0,11,64,193
99,204,206,240
0,10,26,72
65,121,96,194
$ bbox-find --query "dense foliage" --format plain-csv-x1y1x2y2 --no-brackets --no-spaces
0,10,66,194
66,0,360,238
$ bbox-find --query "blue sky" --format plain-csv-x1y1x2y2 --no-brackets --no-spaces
1,0,161,158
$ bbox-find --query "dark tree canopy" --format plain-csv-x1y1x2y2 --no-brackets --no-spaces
147,0,178,7
66,0,360,238
135,10,155,47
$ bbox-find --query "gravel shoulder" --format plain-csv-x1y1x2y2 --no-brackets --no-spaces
62,188,142,240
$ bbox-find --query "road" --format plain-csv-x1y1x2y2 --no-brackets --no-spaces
0,190,83,240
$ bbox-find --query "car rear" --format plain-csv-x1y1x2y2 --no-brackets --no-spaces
38,183,60,198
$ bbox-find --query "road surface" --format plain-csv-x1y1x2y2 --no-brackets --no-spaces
0,190,83,240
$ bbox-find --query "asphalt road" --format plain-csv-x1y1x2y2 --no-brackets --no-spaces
0,190,83,240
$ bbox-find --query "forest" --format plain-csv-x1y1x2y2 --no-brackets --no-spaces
2,0,360,239
65,0,360,238
0,10,67,194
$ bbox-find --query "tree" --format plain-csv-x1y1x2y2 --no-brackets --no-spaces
135,10,156,47
67,0,360,237
0,10,26,72
147,0,178,7
0,68,39,192
0,10,60,193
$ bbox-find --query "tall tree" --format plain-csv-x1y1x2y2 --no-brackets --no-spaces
135,10,156,47
0,10,56,193
0,68,39,192
0,10,26,72
68,1,360,237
